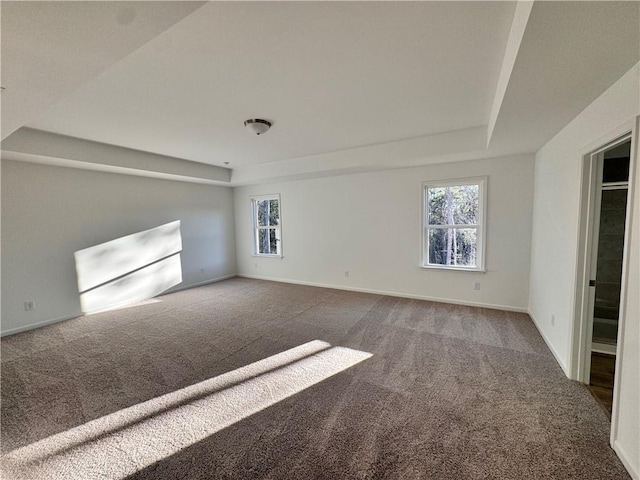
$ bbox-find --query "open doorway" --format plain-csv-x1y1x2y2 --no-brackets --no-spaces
581,136,632,417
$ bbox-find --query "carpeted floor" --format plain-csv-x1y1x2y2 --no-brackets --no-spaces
0,278,630,479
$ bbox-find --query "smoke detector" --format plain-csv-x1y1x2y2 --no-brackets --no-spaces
244,118,272,135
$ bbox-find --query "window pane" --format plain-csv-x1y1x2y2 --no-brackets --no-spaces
269,229,279,254
256,200,268,227
428,187,447,225
602,139,630,183
428,185,478,226
602,157,630,183
428,228,477,267
451,185,478,225
269,199,280,226
258,228,269,254
258,228,280,255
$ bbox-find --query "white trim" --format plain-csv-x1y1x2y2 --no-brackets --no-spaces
587,131,635,157
581,148,605,384
421,176,487,272
427,223,480,229
250,193,283,257
571,120,635,381
610,116,639,452
165,274,238,294
570,150,595,380
601,183,629,190
591,342,617,356
238,273,528,313
1,314,79,337
422,176,488,188
2,127,232,186
419,265,486,273
2,150,233,186
613,441,639,480
570,116,638,478
249,193,281,202
528,309,570,376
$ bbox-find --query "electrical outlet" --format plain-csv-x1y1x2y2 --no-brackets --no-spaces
551,314,555,327
254,263,258,268
24,300,35,311
344,271,349,278
200,268,205,274
473,281,481,291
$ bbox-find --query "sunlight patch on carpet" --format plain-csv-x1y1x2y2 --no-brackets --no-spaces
2,340,371,480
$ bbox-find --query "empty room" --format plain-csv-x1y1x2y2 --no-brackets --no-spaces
1,1,639,479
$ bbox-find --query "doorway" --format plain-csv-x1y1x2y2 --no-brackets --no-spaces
583,137,631,417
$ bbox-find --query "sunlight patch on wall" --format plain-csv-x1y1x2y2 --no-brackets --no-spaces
2,340,372,480
74,221,182,314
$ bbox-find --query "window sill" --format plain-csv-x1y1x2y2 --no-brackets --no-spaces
420,265,485,273
251,254,283,259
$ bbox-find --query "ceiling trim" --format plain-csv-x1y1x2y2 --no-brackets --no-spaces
230,126,536,186
487,0,534,147
1,128,231,185
1,125,536,187
1,151,231,187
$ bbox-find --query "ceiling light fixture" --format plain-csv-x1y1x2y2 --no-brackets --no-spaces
244,118,272,136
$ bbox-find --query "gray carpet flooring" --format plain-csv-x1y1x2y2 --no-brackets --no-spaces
0,278,630,479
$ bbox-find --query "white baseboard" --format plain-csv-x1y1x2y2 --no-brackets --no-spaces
527,309,569,376
1,314,79,337
613,441,639,480
165,273,238,294
1,274,239,337
237,273,528,313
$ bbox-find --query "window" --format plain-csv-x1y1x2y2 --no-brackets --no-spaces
422,177,486,271
251,194,282,256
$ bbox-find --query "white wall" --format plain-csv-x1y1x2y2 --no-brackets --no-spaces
1,160,236,335
529,63,639,476
529,64,640,372
235,154,534,312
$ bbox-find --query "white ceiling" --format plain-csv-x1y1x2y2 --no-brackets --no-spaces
488,0,640,153
2,1,639,185
24,1,516,168
0,1,205,139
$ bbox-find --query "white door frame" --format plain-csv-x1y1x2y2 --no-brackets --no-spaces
582,147,605,384
570,116,638,445
572,129,631,382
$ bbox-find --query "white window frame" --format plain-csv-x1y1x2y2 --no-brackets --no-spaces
421,177,487,272
251,194,283,258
